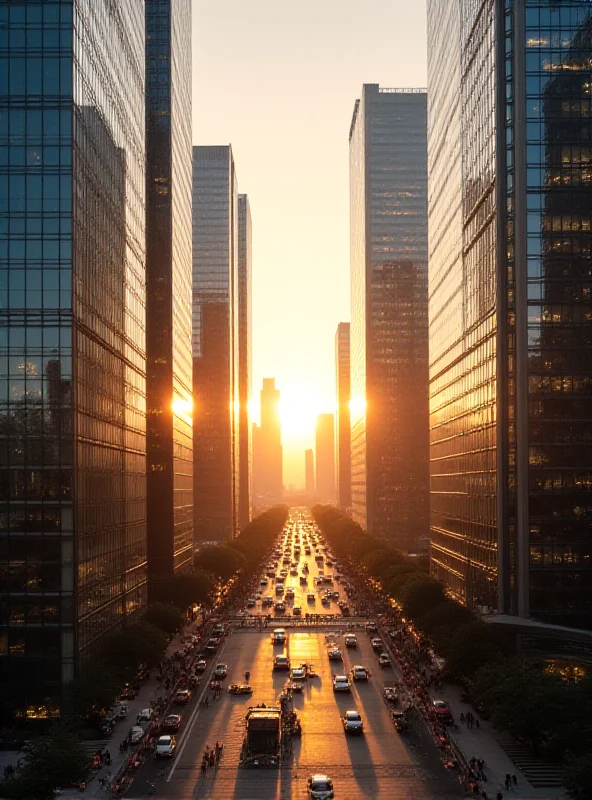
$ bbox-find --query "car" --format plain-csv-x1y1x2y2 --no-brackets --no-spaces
212,624,226,635
155,735,176,757
344,634,357,648
260,578,268,586
291,667,306,681
332,675,351,692
290,567,298,576
273,655,291,670
351,665,370,681
378,653,391,667
366,622,378,633
275,585,285,596
340,605,351,616
129,726,144,744
160,714,181,733
292,606,302,616
308,774,334,799
342,710,364,734
173,689,191,705
274,601,286,612
228,683,253,695
195,659,207,673
432,700,452,721
371,638,383,652
213,663,228,679
262,595,273,606
307,593,316,602
322,596,331,606
136,708,153,723
328,648,342,661
205,638,218,652
285,588,295,598
272,628,286,644
246,598,256,607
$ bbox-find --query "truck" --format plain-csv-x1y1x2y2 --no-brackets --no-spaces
242,706,281,767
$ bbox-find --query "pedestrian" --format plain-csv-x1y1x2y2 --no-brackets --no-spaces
460,712,465,724
496,793,503,800
201,761,206,779
209,750,215,767
505,774,511,790
476,718,480,729
512,775,517,787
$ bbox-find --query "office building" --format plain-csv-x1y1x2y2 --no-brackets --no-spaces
237,195,252,531
349,84,430,549
146,0,193,578
315,414,336,504
252,378,283,504
428,1,592,627
192,146,239,540
335,322,351,511
0,0,147,712
305,449,315,495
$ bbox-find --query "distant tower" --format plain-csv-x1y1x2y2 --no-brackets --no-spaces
305,449,315,495
335,323,351,511
315,414,336,504
252,379,283,504
237,195,252,531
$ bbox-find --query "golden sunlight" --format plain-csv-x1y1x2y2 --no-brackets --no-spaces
279,382,334,439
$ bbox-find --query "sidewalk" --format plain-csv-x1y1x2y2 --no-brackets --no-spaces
59,618,206,799
436,683,567,800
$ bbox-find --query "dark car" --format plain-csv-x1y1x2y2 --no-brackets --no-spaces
160,714,182,733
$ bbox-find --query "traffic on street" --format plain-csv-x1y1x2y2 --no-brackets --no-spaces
126,510,463,799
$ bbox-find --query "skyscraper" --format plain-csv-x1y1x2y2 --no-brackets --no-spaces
305,449,315,495
252,378,283,504
192,146,239,541
349,84,430,550
335,322,351,511
0,0,147,712
315,414,336,504
237,195,252,531
428,1,592,627
146,0,193,578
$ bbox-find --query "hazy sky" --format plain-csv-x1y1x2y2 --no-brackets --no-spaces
192,0,427,486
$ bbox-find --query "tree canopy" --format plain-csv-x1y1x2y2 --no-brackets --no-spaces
193,545,247,580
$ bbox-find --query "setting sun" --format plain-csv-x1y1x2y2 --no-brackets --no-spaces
278,382,334,440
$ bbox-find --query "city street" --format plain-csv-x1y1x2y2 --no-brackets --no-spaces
127,627,462,799
125,511,462,799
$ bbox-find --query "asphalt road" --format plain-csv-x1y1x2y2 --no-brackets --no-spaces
127,627,462,799
127,510,463,799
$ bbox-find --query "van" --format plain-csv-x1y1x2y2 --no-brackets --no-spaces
272,628,286,644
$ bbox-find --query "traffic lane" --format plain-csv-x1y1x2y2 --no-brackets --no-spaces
125,634,232,797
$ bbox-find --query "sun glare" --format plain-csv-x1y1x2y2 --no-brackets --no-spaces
279,383,333,440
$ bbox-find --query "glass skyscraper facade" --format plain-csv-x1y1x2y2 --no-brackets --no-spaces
335,322,351,511
237,194,252,531
192,146,239,541
428,0,592,627
0,0,147,713
349,85,430,550
145,0,194,579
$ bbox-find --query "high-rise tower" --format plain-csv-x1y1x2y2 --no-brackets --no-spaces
237,195,252,531
349,84,430,550
428,1,592,627
0,0,147,712
192,146,239,541
252,379,283,504
335,322,352,511
146,0,194,578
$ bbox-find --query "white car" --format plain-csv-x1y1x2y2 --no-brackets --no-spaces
136,708,153,723
129,726,144,744
308,774,335,799
155,735,176,757
213,663,228,678
342,710,364,734
332,675,351,692
291,667,306,681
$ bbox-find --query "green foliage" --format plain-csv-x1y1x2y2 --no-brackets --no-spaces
384,563,424,598
144,602,184,636
105,621,168,679
63,662,121,723
398,573,446,618
362,547,406,579
150,570,214,610
416,599,474,641
564,752,592,800
194,545,247,580
442,621,505,678
1,727,89,799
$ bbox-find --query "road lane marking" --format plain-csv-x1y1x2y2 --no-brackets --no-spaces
166,634,231,782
